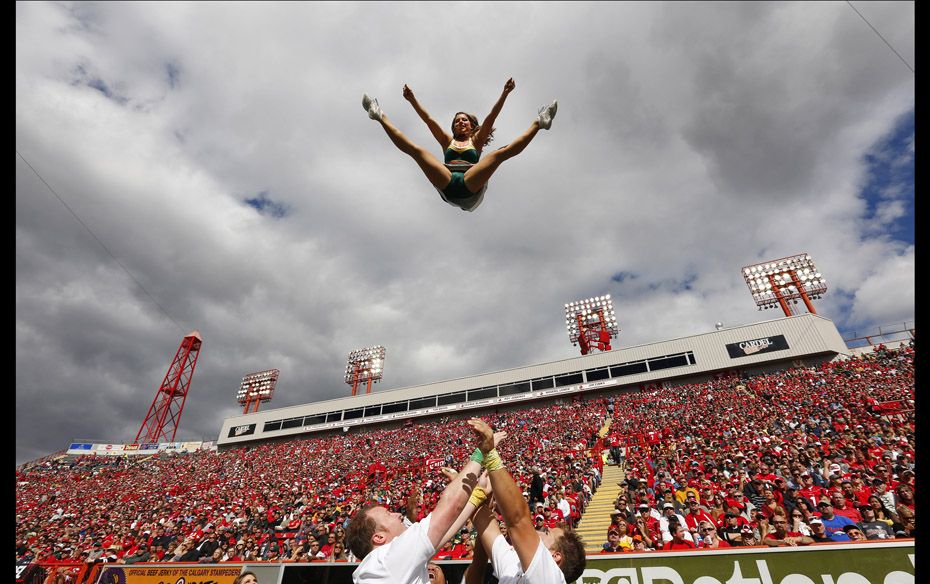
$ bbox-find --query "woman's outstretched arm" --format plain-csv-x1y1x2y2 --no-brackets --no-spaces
472,78,515,149
404,84,452,149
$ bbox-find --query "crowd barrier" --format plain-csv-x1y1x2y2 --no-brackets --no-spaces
28,540,909,584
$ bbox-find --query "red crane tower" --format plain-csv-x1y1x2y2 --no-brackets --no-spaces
135,330,203,443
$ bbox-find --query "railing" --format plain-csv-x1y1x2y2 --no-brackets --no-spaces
841,321,914,349
17,562,102,584
15,450,68,472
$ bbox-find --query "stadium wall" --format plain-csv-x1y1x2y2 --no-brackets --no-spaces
87,540,913,584
217,314,848,450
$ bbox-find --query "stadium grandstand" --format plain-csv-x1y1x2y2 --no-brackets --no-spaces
16,314,914,584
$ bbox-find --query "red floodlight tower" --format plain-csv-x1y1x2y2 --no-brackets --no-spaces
237,369,279,414
565,295,620,355
742,253,828,317
344,345,385,396
135,330,203,443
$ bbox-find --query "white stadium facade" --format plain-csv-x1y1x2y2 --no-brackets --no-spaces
217,313,850,450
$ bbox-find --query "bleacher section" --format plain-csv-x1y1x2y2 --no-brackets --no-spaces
15,315,913,581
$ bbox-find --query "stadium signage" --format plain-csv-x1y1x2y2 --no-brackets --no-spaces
99,565,241,584
726,335,789,358
229,423,257,437
67,441,204,456
579,543,913,584
582,378,619,391
92,542,915,584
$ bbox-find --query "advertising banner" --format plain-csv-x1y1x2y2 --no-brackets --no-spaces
876,399,911,413
89,542,915,584
98,565,242,584
577,542,913,584
228,424,256,438
124,444,140,451
726,335,790,359
94,444,125,453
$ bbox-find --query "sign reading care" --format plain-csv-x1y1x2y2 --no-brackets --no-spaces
726,334,790,358
228,423,257,438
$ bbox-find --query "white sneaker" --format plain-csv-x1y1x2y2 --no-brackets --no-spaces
537,100,558,130
362,94,383,121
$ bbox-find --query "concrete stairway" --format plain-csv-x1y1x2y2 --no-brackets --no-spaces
575,461,625,553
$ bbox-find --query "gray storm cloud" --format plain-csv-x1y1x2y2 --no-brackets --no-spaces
16,1,914,464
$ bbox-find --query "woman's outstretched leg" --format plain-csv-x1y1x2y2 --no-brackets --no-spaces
463,100,557,193
363,94,451,190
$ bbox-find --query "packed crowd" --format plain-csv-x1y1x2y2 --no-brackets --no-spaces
16,396,607,566
599,343,915,552
15,343,914,567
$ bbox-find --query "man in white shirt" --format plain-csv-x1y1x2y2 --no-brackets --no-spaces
347,419,497,584
465,419,586,584
658,503,693,545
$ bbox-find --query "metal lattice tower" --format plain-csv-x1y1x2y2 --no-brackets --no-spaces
135,331,203,443
565,295,619,355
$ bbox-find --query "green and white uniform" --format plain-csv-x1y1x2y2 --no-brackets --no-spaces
438,138,487,212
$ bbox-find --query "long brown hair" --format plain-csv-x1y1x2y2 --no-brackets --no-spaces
451,112,495,148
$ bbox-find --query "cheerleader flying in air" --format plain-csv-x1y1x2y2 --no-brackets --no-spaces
362,78,557,212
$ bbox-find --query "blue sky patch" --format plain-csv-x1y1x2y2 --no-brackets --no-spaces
611,271,637,283
859,110,914,244
244,191,290,219
166,62,181,89
72,64,128,105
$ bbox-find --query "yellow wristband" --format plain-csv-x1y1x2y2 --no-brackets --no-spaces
483,449,504,472
469,486,488,507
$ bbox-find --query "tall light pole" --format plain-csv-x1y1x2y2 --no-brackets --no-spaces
565,295,619,355
742,253,828,317
345,346,386,396
237,369,279,414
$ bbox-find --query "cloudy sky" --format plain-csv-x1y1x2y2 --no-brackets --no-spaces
16,2,914,465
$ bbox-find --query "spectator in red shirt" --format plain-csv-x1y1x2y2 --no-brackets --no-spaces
841,478,870,507
663,523,696,550
724,482,749,514
830,492,862,523
683,498,716,534
797,472,827,506
762,514,813,547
